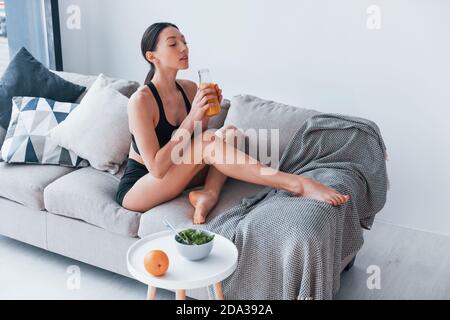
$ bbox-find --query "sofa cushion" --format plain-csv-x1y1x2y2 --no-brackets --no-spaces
0,47,86,131
224,94,320,162
1,97,89,167
0,162,76,210
43,167,142,237
48,74,130,174
138,178,265,238
0,126,5,161
50,70,140,101
0,89,10,152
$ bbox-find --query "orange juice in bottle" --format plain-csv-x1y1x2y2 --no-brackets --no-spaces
198,69,221,117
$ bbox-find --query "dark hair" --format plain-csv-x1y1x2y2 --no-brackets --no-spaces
141,22,179,85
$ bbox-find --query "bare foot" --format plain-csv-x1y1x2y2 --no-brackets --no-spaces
189,189,219,224
289,176,351,206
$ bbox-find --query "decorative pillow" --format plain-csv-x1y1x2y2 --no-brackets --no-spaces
0,47,86,133
48,74,130,174
0,97,89,167
224,94,321,162
50,70,140,101
0,126,5,162
0,86,10,151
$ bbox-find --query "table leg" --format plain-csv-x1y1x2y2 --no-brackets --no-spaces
214,282,224,300
176,289,186,300
147,286,157,300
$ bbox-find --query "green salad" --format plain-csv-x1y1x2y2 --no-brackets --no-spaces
176,228,215,245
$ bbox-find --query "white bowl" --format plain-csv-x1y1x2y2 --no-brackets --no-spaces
174,229,215,261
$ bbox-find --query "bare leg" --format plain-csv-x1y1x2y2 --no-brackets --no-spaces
122,126,349,214
190,163,227,224
189,126,237,224
189,126,350,224
193,128,350,212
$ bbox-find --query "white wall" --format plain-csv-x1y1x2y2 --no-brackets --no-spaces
59,0,450,236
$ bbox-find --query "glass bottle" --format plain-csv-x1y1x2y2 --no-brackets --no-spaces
198,68,221,117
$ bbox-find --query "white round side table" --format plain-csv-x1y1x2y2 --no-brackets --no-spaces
127,230,238,300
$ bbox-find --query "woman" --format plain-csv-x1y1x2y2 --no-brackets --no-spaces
115,22,350,224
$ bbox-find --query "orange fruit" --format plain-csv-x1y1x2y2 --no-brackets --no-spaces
144,250,169,277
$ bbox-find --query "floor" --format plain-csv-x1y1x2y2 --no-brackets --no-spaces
1,221,449,300
335,221,450,300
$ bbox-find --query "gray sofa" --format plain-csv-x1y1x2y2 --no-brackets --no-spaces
0,71,359,300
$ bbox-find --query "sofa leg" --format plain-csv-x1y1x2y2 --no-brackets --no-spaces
344,256,356,272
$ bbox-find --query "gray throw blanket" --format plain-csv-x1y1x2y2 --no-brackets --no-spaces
204,113,389,300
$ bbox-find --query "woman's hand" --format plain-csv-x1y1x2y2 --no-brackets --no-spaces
189,86,219,123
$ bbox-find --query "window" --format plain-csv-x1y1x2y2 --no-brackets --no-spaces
0,0,9,74
2,0,62,73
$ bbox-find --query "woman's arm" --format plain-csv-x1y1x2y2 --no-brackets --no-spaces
128,90,196,179
130,82,217,179
180,80,208,131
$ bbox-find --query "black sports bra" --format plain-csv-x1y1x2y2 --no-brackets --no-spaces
131,81,191,155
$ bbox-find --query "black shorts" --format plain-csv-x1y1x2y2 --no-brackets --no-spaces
115,158,149,206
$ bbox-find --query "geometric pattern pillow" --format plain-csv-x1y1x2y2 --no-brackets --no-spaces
0,97,89,167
